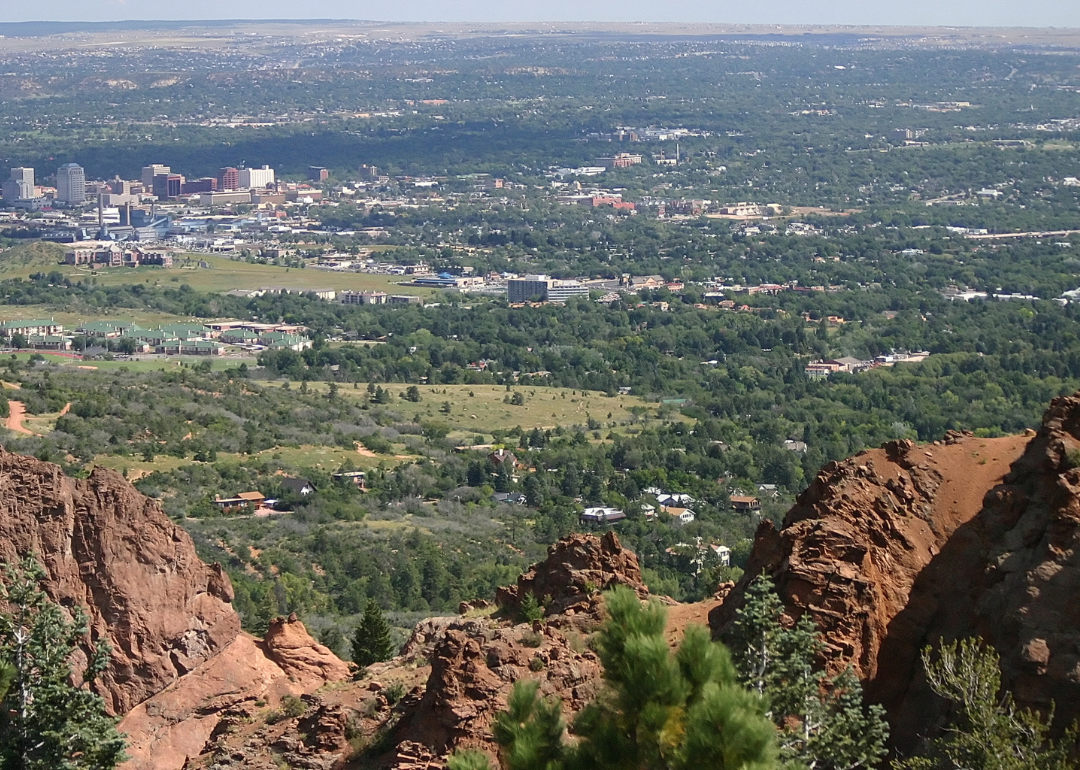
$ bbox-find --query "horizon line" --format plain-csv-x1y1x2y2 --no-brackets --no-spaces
1,19,1079,31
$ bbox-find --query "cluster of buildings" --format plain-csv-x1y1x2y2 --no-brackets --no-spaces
804,351,931,379
2,161,327,244
0,318,310,355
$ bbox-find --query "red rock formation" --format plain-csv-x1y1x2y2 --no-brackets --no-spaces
119,617,349,770
0,450,351,770
0,450,238,714
710,398,1080,747
263,613,353,688
496,531,647,617
384,617,603,766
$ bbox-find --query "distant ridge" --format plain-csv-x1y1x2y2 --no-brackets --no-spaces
0,19,360,36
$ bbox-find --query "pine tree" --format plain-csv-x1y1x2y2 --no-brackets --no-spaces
352,599,395,667
893,638,1077,770
0,556,127,770
728,576,889,770
449,586,777,770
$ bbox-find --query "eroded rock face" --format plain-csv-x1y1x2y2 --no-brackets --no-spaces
385,616,604,767
710,397,1080,746
262,613,352,688
496,531,648,617
0,451,239,714
120,617,350,770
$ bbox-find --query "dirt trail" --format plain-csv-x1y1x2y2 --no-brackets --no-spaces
6,401,37,436
664,598,723,646
58,402,71,417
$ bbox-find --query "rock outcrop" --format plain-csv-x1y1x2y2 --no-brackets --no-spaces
0,450,351,770
119,616,349,770
0,450,238,714
711,395,1080,747
496,531,648,618
163,534,628,770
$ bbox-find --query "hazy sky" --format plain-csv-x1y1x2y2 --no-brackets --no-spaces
2,0,1078,27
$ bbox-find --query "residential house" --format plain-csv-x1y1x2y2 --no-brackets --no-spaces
711,544,732,567
731,496,761,513
488,449,520,470
664,507,696,525
493,492,527,505
281,478,316,497
332,470,367,489
580,507,627,525
657,492,695,507
212,491,265,514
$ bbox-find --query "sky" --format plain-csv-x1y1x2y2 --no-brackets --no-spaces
2,0,1079,27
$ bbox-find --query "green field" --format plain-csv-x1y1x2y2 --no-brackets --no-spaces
299,382,668,440
67,256,433,296
0,305,197,326
90,442,401,481
0,243,433,297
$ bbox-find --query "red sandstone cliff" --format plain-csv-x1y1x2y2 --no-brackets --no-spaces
0,450,238,714
710,399,1080,747
0,450,350,770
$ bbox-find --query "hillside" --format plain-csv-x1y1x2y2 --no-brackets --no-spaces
0,240,65,274
5,392,1080,766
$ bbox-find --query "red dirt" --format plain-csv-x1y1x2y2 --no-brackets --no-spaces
6,400,37,435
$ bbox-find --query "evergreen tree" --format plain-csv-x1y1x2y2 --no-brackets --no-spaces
728,577,888,770
0,556,127,770
893,638,1077,770
449,586,777,770
352,599,395,667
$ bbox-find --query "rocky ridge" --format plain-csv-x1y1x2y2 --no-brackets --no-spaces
0,449,239,714
711,397,1080,746
0,449,351,770
169,532,647,770
9,392,1080,767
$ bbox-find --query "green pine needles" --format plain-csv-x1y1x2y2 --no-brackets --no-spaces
449,585,778,770
0,556,127,770
894,638,1077,770
727,576,889,770
353,599,396,668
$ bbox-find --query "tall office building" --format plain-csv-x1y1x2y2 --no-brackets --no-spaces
142,164,170,189
239,165,275,189
217,167,240,191
56,163,86,205
2,167,35,201
152,173,184,200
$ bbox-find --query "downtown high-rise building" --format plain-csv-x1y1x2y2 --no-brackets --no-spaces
217,167,240,191
56,163,86,205
2,167,35,202
142,164,170,189
239,165,275,189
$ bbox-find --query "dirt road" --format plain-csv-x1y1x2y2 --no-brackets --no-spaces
6,401,36,435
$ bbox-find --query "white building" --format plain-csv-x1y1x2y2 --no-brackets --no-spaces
240,166,276,189
56,163,86,205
